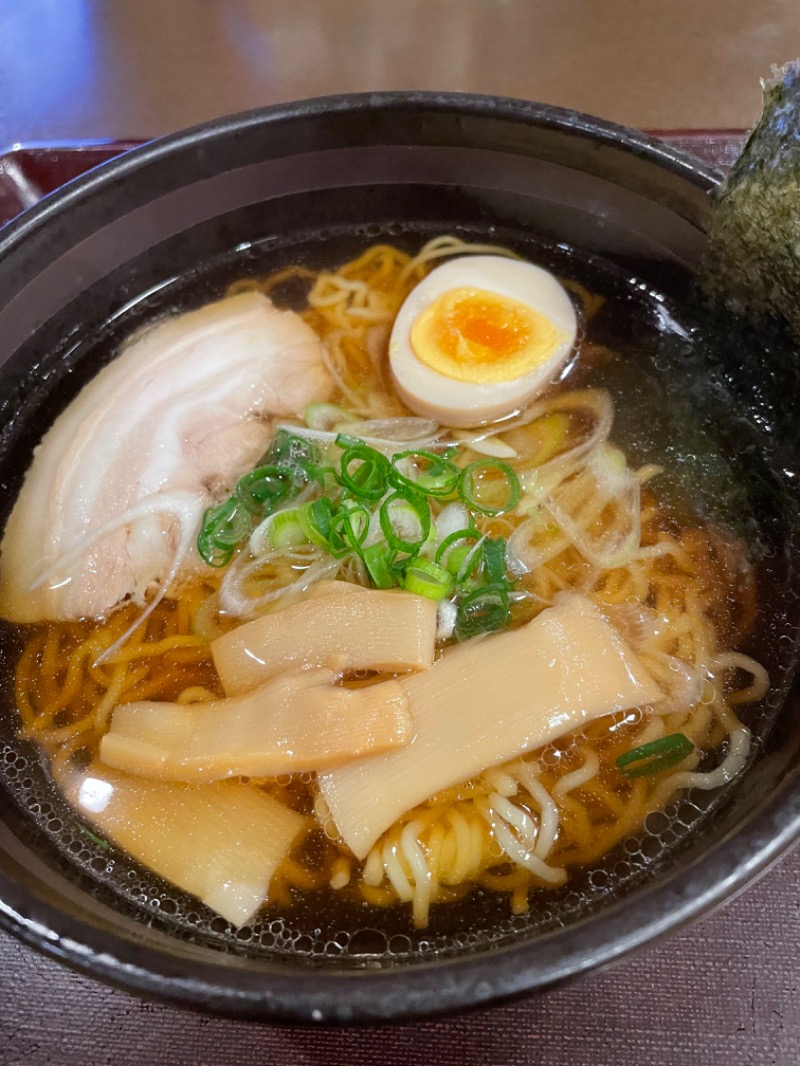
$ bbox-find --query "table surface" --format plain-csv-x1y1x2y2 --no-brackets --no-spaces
1,0,800,141
1,3,800,1063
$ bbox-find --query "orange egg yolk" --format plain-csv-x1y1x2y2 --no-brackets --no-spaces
410,287,564,384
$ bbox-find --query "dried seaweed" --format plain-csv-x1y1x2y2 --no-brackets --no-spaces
702,60,800,338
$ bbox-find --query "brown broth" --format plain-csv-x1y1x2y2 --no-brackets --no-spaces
0,226,798,965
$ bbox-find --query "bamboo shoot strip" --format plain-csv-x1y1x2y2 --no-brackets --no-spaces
319,594,664,859
212,581,438,696
99,667,413,782
60,765,304,926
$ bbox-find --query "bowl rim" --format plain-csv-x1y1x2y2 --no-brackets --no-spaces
0,89,721,257
2,89,798,1027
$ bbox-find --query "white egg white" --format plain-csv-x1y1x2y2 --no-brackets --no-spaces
388,255,578,427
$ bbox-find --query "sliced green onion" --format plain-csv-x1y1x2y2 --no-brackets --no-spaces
297,497,335,550
448,544,475,580
379,491,431,557
363,543,398,589
201,499,251,547
196,536,234,569
197,499,252,567
458,459,521,515
78,824,111,851
455,583,510,639
403,558,455,601
389,450,460,498
454,536,488,587
306,463,339,489
268,509,309,549
236,464,296,515
435,528,480,570
259,428,334,488
482,537,509,585
616,733,694,779
199,543,234,569
339,443,390,501
328,500,371,558
264,428,319,469
335,432,362,450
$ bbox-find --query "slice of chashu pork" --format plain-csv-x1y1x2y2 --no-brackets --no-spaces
0,292,333,622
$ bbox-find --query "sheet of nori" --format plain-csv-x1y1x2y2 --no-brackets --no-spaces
702,60,800,338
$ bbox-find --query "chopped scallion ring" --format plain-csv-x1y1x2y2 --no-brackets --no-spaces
197,499,252,567
363,543,398,589
454,536,488,587
389,450,460,498
268,509,309,549
236,464,297,515
379,491,431,556
458,459,520,515
455,583,510,639
435,528,480,570
339,443,390,501
335,432,363,450
448,544,476,581
265,428,319,469
403,558,456,601
616,733,694,779
482,537,509,586
329,500,371,558
297,497,336,550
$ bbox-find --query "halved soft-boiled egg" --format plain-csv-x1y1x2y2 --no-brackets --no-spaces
389,255,578,427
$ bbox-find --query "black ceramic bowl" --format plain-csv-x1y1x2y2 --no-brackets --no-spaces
0,93,799,1025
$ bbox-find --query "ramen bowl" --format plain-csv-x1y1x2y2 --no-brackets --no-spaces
0,93,798,1024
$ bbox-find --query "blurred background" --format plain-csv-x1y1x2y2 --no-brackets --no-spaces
0,0,799,145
